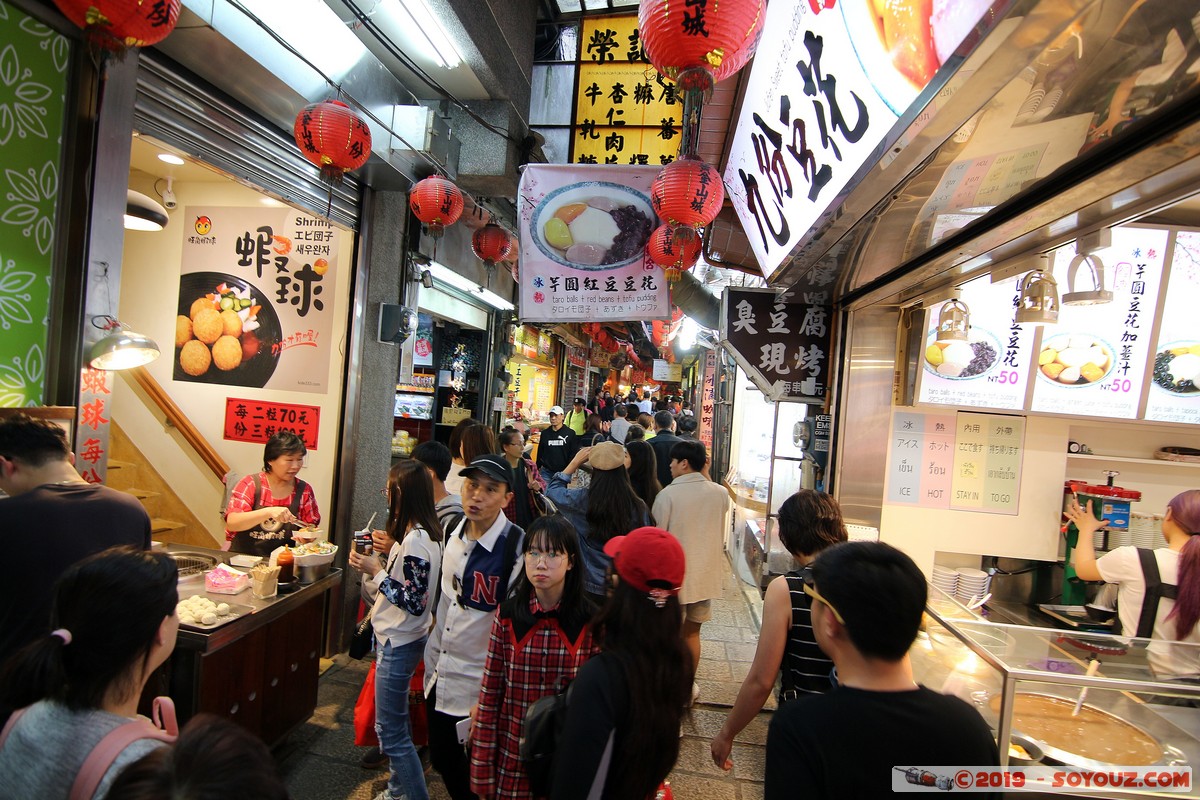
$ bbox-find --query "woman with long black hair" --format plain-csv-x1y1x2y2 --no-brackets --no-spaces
624,439,661,512
469,515,599,799
0,546,179,799
551,527,692,800
545,442,652,603
349,460,445,800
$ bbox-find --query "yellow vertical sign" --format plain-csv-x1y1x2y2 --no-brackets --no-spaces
573,15,681,166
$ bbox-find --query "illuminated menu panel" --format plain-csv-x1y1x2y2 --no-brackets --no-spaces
1029,227,1169,419
1145,231,1200,424
917,275,1036,410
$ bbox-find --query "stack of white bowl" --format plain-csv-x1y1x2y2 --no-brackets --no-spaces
931,565,958,599
1129,512,1163,549
955,567,991,606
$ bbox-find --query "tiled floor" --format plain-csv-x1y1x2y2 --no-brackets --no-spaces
278,569,772,799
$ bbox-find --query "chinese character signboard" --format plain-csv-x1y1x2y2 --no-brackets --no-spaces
518,164,670,322
652,359,682,382
224,398,320,449
76,368,113,485
175,207,340,393
723,1,990,280
720,287,832,403
698,351,716,451
573,15,680,166
1029,226,1168,419
1145,230,1200,424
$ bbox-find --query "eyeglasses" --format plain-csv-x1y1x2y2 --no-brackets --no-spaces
525,550,565,566
802,576,845,625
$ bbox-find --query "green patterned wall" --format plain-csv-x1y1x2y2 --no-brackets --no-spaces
0,1,69,406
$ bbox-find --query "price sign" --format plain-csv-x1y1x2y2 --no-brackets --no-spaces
224,398,320,449
1145,230,1200,424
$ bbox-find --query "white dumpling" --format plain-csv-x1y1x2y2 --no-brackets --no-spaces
216,603,230,616
179,614,195,625
201,612,217,625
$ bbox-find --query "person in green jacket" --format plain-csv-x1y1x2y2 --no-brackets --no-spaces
563,397,588,436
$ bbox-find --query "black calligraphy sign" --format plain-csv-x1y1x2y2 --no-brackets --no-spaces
721,287,833,403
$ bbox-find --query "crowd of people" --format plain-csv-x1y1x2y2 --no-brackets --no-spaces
8,404,1200,799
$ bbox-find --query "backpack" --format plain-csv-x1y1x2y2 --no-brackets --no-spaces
520,679,573,795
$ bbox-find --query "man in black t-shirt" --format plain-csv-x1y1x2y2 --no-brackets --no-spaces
0,414,150,663
534,406,576,485
764,542,998,800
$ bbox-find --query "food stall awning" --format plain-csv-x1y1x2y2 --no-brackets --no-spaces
707,0,1200,307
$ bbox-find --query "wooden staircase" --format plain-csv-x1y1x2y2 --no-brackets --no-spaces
106,422,221,548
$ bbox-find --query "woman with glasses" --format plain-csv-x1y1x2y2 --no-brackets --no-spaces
499,429,545,530
469,515,598,800
709,490,848,772
223,431,320,556
348,460,444,800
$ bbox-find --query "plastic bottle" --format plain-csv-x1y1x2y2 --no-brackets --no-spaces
277,545,295,583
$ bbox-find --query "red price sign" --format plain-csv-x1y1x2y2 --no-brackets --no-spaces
223,398,319,449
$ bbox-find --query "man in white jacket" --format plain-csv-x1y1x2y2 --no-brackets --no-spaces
651,439,731,676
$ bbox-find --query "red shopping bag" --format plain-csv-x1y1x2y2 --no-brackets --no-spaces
354,661,379,747
409,659,428,746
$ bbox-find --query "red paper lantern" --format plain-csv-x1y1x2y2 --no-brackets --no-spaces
472,223,513,272
409,176,464,238
646,223,701,283
639,0,766,96
54,0,182,53
293,100,372,185
651,156,724,229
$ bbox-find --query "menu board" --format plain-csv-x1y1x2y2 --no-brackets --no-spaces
1029,226,1169,418
886,410,1024,514
1145,230,1200,424
917,274,1036,410
950,413,1024,514
886,410,956,508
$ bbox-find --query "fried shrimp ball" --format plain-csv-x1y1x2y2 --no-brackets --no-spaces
189,296,217,320
212,335,243,371
175,315,193,348
192,308,223,345
220,309,243,338
179,340,211,376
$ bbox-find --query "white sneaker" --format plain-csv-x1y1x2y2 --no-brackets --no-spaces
690,682,700,705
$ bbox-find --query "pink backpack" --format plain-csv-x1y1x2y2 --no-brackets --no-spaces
0,697,178,800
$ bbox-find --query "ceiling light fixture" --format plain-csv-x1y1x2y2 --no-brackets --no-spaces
427,261,513,310
157,153,185,165
380,0,463,69
935,299,971,342
125,190,169,231
88,316,160,370
1063,229,1114,306
1015,269,1059,324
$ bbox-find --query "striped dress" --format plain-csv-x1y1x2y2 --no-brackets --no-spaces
780,570,836,699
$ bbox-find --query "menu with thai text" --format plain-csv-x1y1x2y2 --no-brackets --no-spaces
950,413,1024,514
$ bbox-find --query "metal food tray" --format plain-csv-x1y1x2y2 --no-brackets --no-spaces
1037,604,1115,631
179,602,255,631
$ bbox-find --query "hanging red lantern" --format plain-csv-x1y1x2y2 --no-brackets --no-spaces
55,0,182,54
639,0,766,97
472,223,513,275
409,176,464,238
293,100,372,185
646,223,702,283
651,156,724,229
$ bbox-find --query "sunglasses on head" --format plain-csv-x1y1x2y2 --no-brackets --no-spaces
802,574,845,625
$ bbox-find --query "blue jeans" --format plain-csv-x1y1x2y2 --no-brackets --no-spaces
375,637,429,800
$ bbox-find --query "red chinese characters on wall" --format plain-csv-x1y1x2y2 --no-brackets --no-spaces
223,398,320,449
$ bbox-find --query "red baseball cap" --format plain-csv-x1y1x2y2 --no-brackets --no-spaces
603,527,685,595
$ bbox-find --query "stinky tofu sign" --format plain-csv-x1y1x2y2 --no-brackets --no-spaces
724,0,991,281
720,287,832,404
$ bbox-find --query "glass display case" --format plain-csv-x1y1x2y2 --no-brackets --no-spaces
916,588,1200,790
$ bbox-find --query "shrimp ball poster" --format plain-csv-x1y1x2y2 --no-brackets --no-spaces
518,164,671,322
174,207,340,393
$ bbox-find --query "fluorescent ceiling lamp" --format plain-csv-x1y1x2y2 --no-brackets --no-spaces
225,0,367,97
157,153,185,165
378,0,463,68
125,190,168,231
428,261,514,310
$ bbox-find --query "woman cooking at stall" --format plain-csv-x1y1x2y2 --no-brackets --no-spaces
224,432,321,556
1067,489,1200,683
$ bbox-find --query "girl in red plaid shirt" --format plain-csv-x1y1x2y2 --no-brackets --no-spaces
469,515,599,799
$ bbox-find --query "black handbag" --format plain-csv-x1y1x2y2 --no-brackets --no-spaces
348,612,374,660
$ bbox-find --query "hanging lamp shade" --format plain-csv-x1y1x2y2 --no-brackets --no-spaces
638,0,766,97
1063,254,1113,306
472,223,513,272
54,0,182,54
936,299,971,342
646,223,701,283
650,156,724,230
409,176,464,238
88,316,160,370
294,100,372,185
1016,269,1060,324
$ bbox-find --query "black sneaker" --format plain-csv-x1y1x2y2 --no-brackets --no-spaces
360,746,387,770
